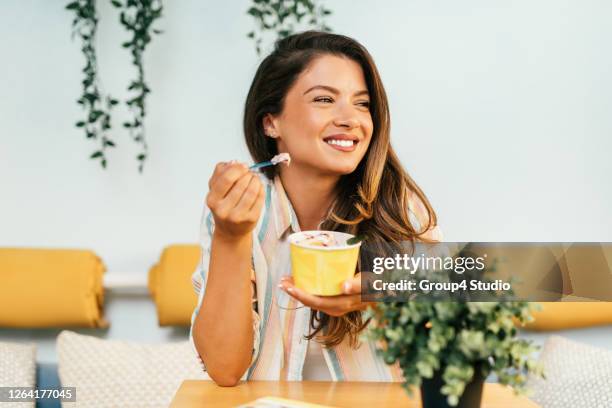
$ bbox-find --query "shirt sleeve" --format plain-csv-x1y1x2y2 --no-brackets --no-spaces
189,206,261,379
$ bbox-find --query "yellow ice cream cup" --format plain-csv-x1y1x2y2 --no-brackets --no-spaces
289,231,361,296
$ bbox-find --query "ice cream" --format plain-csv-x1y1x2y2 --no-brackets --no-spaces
270,152,291,166
295,231,338,247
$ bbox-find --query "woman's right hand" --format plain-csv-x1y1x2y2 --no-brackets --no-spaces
206,161,264,240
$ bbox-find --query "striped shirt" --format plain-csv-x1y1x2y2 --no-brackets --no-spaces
190,172,443,381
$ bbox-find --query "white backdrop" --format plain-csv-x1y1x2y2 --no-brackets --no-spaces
1,1,612,358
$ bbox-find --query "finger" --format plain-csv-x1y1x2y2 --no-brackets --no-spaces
279,276,294,285
220,172,254,211
234,175,262,214
280,281,362,315
342,272,362,295
207,161,233,190
279,283,324,309
209,162,249,200
211,161,227,179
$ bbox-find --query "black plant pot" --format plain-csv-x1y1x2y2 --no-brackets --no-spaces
420,368,485,408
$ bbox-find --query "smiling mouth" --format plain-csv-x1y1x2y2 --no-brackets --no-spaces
325,139,356,147
323,136,359,152
324,139,358,152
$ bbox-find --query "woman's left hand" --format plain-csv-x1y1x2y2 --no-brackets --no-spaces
278,273,372,317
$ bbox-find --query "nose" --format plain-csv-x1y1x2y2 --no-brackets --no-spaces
332,103,359,129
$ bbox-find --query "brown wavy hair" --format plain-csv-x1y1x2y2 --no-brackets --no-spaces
243,31,438,348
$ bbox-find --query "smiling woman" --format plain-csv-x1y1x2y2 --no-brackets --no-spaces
190,31,442,386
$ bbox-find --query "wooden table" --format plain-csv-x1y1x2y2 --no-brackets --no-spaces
170,380,540,407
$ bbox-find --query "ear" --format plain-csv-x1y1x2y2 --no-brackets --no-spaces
262,114,280,139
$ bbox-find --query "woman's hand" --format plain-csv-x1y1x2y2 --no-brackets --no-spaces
206,161,264,240
278,273,373,317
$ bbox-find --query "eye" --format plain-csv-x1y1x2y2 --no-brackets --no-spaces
314,96,334,103
356,100,370,108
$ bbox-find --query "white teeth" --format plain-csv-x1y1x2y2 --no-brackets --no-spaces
326,139,354,147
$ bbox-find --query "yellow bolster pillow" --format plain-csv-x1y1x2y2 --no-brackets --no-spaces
148,244,200,326
0,248,107,328
524,302,612,331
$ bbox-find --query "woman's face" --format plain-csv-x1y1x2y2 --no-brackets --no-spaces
264,54,373,176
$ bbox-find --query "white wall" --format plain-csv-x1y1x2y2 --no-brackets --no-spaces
1,1,611,360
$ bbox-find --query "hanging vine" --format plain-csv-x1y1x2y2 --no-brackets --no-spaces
68,1,324,170
113,0,164,172
66,0,119,169
247,0,332,55
67,0,162,172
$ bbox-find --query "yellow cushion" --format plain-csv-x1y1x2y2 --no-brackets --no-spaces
525,302,612,331
148,244,200,326
0,248,107,328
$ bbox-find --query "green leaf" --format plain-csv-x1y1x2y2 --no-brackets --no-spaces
105,140,116,147
89,110,104,122
247,7,262,17
76,121,86,127
110,0,123,8
83,93,97,103
127,81,142,90
65,2,79,11
137,153,146,161
90,151,103,159
346,235,365,245
416,361,434,378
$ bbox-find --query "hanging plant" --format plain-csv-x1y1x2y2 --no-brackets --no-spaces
113,0,164,172
67,0,162,172
66,0,119,169
247,0,332,55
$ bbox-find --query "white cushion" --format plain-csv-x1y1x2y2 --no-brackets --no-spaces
57,330,208,408
0,341,36,408
529,335,612,407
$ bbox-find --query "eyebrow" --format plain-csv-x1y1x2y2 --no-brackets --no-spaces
303,85,369,97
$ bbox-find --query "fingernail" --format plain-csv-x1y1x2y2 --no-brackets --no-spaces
343,282,351,293
286,287,293,293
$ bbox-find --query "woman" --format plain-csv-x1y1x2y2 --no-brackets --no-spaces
190,31,442,386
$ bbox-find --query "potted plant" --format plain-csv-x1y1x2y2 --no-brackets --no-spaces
366,300,543,407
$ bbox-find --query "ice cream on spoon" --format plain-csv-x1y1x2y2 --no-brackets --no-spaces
249,153,291,170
